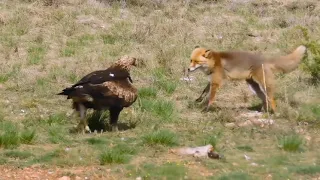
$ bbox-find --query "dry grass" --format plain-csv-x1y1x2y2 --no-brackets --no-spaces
0,0,320,179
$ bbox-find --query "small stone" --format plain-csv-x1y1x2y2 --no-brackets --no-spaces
225,123,236,128
232,162,238,166
250,162,258,166
265,174,272,180
136,177,142,180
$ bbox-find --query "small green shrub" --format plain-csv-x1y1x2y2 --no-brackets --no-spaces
278,134,304,152
297,104,320,127
299,26,320,83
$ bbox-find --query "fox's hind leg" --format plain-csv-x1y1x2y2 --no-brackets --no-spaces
246,79,266,111
251,67,276,113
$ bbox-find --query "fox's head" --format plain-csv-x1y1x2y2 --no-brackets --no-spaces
188,46,212,75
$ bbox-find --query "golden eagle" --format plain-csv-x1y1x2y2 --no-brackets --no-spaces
57,56,138,133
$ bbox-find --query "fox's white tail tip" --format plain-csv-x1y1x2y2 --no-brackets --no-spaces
296,45,306,55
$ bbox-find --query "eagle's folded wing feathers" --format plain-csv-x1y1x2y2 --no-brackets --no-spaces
102,81,137,103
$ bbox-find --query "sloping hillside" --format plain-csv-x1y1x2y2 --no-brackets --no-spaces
0,0,320,179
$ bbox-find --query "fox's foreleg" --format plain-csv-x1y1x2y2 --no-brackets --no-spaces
195,83,210,103
202,69,223,112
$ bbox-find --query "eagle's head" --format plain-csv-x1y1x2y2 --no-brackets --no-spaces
113,56,137,71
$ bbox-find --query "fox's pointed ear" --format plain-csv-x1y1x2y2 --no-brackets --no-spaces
194,45,200,49
203,49,212,58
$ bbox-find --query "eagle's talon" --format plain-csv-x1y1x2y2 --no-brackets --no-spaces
85,125,91,133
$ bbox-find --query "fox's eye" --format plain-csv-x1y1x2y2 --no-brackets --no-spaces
190,59,192,63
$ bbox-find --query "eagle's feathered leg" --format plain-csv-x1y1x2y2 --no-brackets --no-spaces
109,106,123,132
76,103,91,134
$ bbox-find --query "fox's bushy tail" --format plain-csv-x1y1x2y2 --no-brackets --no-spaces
270,45,306,73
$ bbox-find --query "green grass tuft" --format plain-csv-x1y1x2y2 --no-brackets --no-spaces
20,129,36,144
237,145,254,152
30,149,66,164
290,165,320,175
0,157,7,165
27,46,46,65
152,68,177,94
138,87,158,99
46,113,68,126
87,137,107,145
101,34,116,44
0,65,20,83
99,143,138,165
4,150,34,159
214,172,253,180
142,129,178,146
48,126,69,144
278,134,304,152
203,135,220,148
0,122,20,149
61,40,77,57
100,150,129,165
139,98,174,121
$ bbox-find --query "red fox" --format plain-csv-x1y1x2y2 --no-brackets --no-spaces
188,45,306,112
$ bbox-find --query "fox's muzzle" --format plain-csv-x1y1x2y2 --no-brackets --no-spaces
188,64,201,72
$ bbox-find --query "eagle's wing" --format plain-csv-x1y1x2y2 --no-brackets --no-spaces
58,65,136,107
92,79,138,104
72,66,131,88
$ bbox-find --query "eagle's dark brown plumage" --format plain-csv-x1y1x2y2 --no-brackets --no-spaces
57,56,138,133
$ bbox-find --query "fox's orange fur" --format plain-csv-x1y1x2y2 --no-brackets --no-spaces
188,45,307,112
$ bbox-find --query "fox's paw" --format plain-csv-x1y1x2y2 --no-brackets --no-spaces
201,106,210,113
